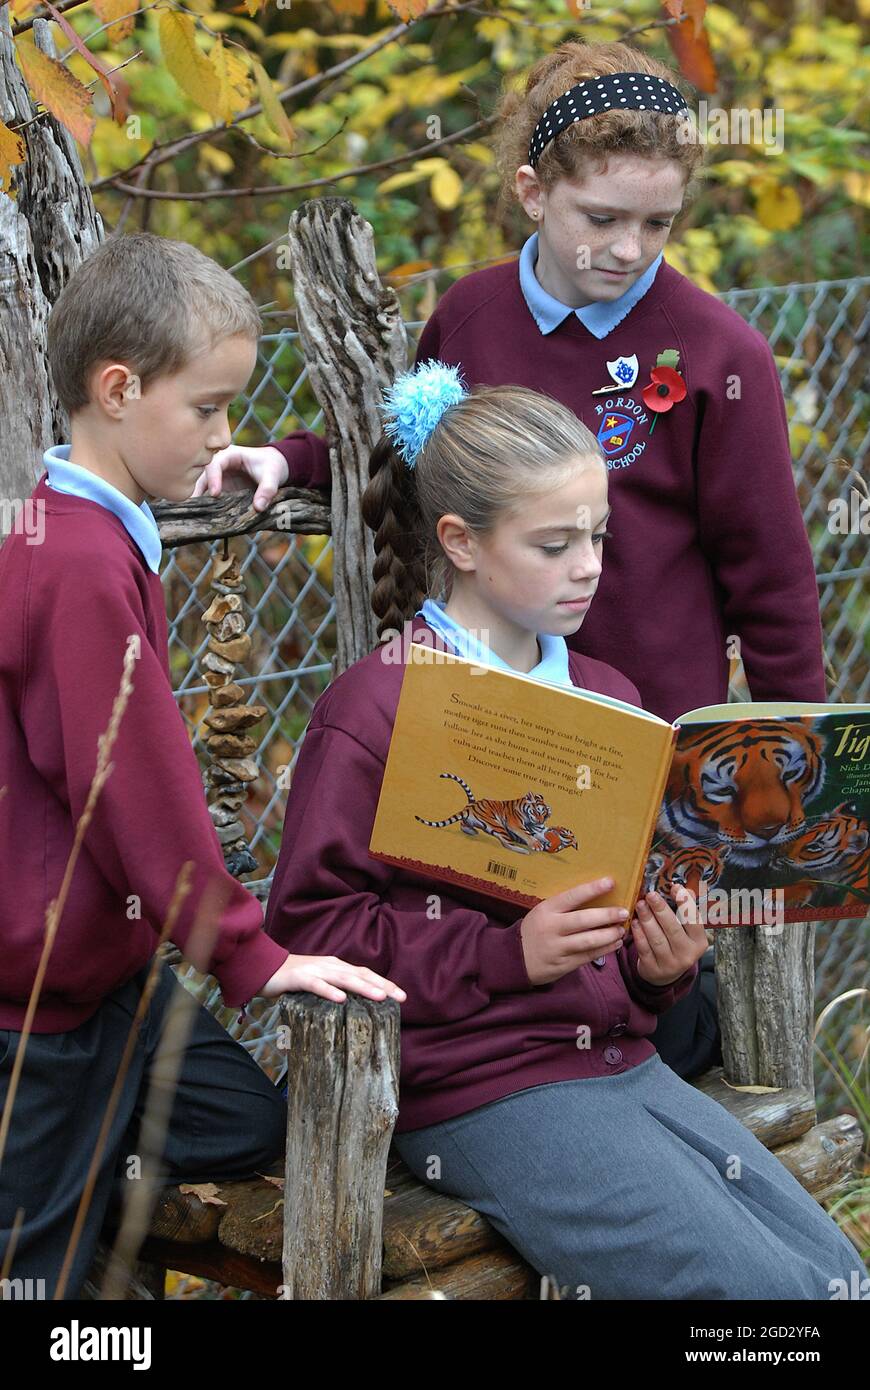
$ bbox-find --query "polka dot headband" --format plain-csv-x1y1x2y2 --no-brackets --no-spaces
528,72,689,169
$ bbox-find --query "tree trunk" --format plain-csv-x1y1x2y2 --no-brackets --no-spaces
286,197,409,676
0,14,102,512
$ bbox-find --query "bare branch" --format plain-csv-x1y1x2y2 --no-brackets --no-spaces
99,113,496,201
90,0,484,191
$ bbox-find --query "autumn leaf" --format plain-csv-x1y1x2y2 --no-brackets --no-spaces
431,162,462,210
178,1182,228,1206
259,1173,285,1188
841,170,870,207
243,0,268,15
663,0,717,93
211,36,252,125
754,181,802,231
250,57,296,146
0,118,26,199
14,35,95,147
385,259,434,285
91,0,138,44
387,0,430,20
43,1,130,125
158,10,223,122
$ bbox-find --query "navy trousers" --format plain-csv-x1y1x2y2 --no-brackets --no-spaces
0,958,286,1300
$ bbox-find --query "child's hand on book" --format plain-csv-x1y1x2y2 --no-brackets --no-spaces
630,889,709,987
261,954,407,1004
190,444,289,512
520,878,630,986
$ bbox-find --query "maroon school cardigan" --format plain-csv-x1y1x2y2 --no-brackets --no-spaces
264,616,698,1133
0,476,289,1031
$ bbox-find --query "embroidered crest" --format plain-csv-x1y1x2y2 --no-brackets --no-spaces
597,412,636,456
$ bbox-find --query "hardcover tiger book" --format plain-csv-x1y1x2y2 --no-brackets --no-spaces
368,645,870,926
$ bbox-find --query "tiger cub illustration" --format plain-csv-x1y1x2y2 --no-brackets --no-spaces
772,802,870,890
660,720,825,870
415,773,576,854
645,840,726,900
534,825,579,854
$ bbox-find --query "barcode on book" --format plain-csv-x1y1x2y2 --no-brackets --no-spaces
487,860,517,881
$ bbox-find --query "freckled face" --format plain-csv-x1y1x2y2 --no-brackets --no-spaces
517,155,687,306
466,464,611,635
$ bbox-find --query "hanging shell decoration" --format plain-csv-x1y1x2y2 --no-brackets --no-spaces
200,543,267,877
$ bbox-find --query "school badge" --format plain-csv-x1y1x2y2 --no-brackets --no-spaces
597,411,635,456
592,354,639,395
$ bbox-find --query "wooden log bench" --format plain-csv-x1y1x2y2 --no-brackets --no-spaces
107,990,863,1301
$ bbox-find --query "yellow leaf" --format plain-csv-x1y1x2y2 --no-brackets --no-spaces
91,0,137,44
378,157,444,194
754,182,802,232
841,170,870,208
199,144,234,174
460,141,494,165
211,36,251,125
250,58,295,147
430,162,462,210
243,0,267,14
15,35,95,147
0,118,26,199
158,10,223,122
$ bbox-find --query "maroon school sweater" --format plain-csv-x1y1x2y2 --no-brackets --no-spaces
0,476,288,1032
273,259,826,724
264,616,698,1133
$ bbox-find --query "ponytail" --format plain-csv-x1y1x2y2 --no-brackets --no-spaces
362,435,428,640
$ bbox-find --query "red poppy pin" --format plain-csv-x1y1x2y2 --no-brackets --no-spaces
642,349,686,434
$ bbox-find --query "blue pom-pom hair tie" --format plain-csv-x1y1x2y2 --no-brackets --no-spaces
379,360,470,470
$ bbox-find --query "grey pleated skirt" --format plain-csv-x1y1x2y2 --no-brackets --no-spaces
393,1052,867,1300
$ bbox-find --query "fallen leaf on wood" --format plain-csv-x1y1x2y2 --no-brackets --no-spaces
178,1182,228,1206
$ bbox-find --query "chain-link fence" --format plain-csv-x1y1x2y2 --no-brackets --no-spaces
163,274,869,1123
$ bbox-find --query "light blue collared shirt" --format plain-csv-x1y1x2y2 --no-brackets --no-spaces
518,232,663,339
416,596,573,689
43,444,162,573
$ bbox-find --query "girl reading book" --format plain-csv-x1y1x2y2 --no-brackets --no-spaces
194,40,829,1084
262,361,866,1299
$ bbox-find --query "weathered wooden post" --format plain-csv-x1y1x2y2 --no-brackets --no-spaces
286,197,410,676
279,994,400,1299
0,14,102,503
271,199,412,1298
715,923,816,1094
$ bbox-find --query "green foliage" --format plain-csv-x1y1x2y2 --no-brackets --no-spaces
5,0,865,300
